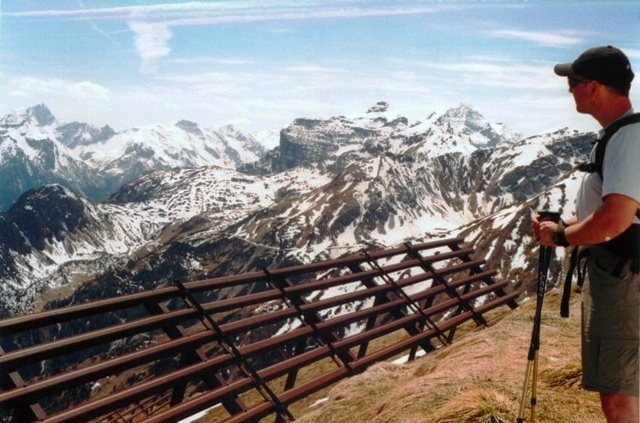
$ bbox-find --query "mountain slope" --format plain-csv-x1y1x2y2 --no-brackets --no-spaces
295,291,602,423
0,105,266,211
0,103,595,318
0,105,116,210
75,120,266,188
0,164,334,316
242,102,520,176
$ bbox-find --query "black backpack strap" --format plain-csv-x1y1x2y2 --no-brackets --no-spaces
592,113,640,176
564,113,640,317
580,113,640,219
560,247,590,318
560,247,579,318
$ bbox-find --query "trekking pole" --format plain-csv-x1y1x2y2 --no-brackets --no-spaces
517,211,559,423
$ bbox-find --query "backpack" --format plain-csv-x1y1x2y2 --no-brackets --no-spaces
560,113,640,318
578,112,640,219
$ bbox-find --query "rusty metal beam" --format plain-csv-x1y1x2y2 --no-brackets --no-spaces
0,264,501,410
0,240,517,423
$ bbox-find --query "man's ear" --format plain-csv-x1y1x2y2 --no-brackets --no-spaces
587,80,599,95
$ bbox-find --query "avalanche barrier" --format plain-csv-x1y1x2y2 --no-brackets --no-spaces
0,237,518,423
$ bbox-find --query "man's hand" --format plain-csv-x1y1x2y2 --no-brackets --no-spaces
531,213,542,239
539,220,560,246
532,213,560,246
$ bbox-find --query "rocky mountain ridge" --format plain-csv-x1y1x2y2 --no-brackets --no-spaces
241,101,519,175
0,104,266,211
0,102,595,317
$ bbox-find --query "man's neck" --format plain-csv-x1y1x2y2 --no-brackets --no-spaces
594,98,633,128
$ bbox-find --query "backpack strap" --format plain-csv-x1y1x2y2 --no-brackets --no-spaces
578,112,640,219
562,113,640,317
560,247,589,318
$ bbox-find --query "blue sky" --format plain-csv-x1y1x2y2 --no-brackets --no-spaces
1,1,639,145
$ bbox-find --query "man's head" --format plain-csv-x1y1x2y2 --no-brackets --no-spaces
554,45,634,96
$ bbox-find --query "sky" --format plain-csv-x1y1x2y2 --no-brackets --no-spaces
1,0,639,147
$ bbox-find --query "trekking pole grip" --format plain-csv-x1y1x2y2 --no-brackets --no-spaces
537,210,561,224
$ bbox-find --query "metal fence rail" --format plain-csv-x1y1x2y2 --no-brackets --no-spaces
0,238,518,422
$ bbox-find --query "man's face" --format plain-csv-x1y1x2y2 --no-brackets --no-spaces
568,76,594,114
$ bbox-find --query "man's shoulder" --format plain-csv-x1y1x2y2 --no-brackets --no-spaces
604,123,640,169
610,113,640,139
611,121,640,140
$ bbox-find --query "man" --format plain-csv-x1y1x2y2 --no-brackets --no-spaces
532,46,639,422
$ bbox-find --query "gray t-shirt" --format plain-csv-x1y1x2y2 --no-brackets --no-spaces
576,109,640,222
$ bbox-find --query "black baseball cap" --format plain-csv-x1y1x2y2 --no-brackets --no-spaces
554,45,634,88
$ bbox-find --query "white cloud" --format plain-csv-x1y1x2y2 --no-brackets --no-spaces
281,65,348,73
5,2,448,77
73,81,110,101
2,77,112,127
168,57,255,65
489,30,584,47
128,21,173,74
624,48,640,60
8,77,109,102
159,5,441,27
3,1,441,22
0,67,607,145
402,55,561,92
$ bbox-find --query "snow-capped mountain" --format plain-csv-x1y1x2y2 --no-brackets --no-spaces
0,102,595,317
0,104,266,211
242,102,520,176
0,105,116,211
73,120,266,188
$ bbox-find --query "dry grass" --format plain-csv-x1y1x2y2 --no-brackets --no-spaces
295,289,605,423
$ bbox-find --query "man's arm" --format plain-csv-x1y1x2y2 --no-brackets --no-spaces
539,193,639,246
532,214,578,240
564,215,579,226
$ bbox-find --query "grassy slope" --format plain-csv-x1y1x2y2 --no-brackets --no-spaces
295,288,605,423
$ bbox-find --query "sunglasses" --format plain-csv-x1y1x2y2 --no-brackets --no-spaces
568,76,591,88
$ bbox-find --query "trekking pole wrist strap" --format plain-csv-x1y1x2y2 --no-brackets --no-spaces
552,221,570,247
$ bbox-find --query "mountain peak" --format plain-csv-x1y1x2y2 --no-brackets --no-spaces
366,101,390,114
27,104,56,126
1,104,56,128
443,103,482,121
176,120,203,136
